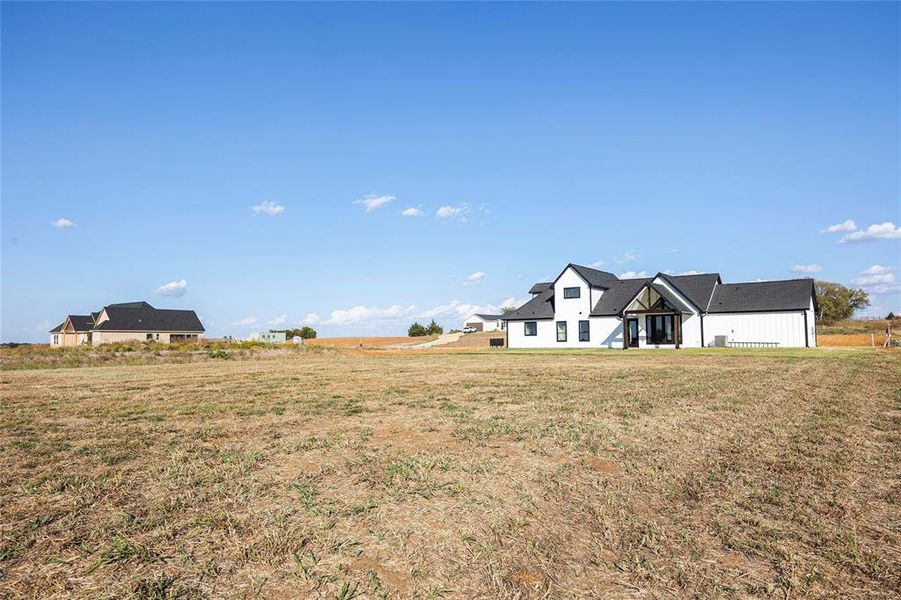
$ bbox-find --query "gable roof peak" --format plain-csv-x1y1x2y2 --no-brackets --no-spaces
106,301,155,310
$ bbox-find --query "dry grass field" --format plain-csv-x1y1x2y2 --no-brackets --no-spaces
1,348,899,599
305,337,439,349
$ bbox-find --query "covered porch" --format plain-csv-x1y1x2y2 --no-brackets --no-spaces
621,283,692,349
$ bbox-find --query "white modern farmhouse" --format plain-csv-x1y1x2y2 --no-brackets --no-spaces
504,264,817,349
50,301,204,346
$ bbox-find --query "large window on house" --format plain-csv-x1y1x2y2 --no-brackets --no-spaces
556,321,567,342
645,315,676,345
524,322,537,336
52,334,59,344
563,287,580,299
579,320,590,342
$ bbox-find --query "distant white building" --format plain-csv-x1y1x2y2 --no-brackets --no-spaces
259,331,287,344
462,313,504,332
504,263,817,349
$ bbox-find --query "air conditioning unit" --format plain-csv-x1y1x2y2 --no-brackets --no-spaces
713,335,728,348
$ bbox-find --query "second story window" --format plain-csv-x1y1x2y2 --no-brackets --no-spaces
563,287,580,299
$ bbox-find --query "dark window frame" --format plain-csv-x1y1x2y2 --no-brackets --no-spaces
556,321,567,342
645,315,676,345
563,287,581,299
579,320,590,342
524,321,537,336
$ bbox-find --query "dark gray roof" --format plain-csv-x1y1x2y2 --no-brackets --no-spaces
503,288,555,320
529,282,553,294
94,302,204,332
567,264,620,289
591,278,652,316
473,313,502,320
49,322,65,334
660,273,721,311
68,315,95,331
708,279,815,313
648,284,693,314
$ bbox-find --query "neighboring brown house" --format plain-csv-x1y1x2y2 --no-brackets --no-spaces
49,301,204,346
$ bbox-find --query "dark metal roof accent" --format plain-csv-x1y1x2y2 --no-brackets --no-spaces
707,279,815,313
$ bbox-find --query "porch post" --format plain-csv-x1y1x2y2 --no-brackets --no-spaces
675,314,681,349
622,315,628,350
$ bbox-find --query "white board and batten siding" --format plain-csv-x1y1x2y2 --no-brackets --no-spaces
704,298,817,348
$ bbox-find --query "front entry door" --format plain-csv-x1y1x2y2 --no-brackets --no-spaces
627,318,639,347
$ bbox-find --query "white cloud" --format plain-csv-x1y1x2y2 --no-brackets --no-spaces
463,271,487,286
617,251,639,264
324,304,417,326
619,270,649,279
436,203,473,221
861,265,892,275
852,265,895,286
50,218,76,229
251,201,285,216
839,222,901,243
820,219,857,233
436,205,461,218
354,194,395,212
866,282,901,295
153,279,188,297
588,260,605,269
401,207,423,217
268,314,288,326
790,264,822,274
302,313,320,325
231,316,259,327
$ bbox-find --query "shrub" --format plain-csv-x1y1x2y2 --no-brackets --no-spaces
408,322,428,337
425,319,443,335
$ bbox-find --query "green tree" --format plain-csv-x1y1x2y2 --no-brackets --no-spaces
425,319,443,335
408,322,428,337
298,326,317,339
815,281,870,321
887,312,896,321
500,305,517,314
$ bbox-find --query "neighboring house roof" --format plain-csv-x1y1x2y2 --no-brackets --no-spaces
707,279,815,313
503,287,555,320
529,282,553,294
473,313,502,320
67,315,95,332
92,302,205,332
565,264,620,289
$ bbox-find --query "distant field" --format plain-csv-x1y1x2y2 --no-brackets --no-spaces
1,348,898,598
304,336,438,348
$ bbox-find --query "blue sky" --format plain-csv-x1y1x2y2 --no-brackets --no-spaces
2,2,899,341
